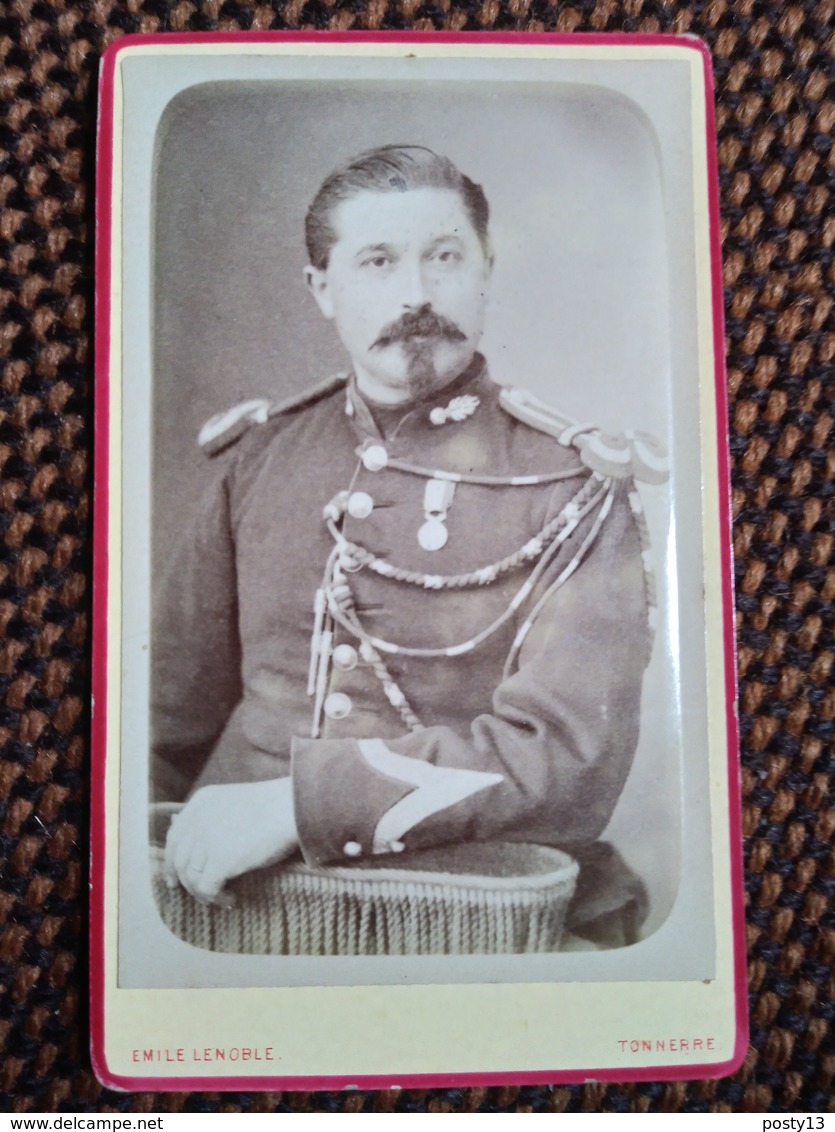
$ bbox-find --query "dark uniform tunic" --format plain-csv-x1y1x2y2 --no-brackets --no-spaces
153,356,654,945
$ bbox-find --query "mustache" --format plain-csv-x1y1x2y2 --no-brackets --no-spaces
372,306,467,349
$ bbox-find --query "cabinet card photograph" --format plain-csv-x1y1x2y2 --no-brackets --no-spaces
92,33,745,1090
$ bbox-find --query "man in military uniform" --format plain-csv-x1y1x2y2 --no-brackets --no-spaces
155,145,663,948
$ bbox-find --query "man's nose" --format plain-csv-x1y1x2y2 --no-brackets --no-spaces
397,259,431,309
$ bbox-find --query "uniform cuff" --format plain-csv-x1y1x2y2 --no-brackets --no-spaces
291,736,414,866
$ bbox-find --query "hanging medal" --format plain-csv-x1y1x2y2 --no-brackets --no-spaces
418,478,456,551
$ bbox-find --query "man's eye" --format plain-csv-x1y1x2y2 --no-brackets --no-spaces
362,256,390,269
433,249,462,264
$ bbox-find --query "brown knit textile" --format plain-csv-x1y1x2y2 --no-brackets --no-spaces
0,0,832,1114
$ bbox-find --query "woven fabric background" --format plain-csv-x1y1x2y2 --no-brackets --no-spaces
0,0,832,1114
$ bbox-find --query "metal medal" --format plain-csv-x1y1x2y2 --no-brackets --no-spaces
418,479,456,551
418,517,449,551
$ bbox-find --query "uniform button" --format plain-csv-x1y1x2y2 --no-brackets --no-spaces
389,840,405,854
332,644,358,671
324,692,352,720
343,841,363,857
347,491,374,519
361,444,388,472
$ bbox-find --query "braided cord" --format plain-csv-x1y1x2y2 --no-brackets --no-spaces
502,487,616,678
326,478,613,660
381,455,587,487
627,487,659,635
329,472,605,592
358,641,424,733
309,552,425,733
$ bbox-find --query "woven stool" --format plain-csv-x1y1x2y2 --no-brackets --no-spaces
150,808,578,956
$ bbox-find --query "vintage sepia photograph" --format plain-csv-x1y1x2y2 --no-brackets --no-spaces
93,36,743,1087
148,81,681,963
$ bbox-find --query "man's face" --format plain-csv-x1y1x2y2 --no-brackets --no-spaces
305,187,492,405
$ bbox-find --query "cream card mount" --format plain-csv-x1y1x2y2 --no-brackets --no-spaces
92,32,745,1089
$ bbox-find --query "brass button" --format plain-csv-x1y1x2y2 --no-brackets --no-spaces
324,692,352,720
347,491,374,519
343,840,362,858
338,551,362,573
332,644,358,671
361,445,388,472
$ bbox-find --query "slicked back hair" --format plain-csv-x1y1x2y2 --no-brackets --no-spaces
304,145,490,270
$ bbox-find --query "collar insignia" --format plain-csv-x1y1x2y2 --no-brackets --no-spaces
429,394,480,427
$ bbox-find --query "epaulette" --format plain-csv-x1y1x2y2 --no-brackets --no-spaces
498,385,668,485
198,373,349,457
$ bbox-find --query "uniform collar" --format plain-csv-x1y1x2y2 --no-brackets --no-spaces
344,354,490,440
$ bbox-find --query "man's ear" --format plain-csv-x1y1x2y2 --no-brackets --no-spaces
304,265,335,320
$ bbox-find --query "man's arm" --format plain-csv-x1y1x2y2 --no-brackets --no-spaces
164,479,651,903
152,468,243,802
292,482,652,866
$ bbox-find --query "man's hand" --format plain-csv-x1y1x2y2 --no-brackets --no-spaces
164,777,299,903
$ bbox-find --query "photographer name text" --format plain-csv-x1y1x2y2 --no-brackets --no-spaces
132,1046,274,1064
